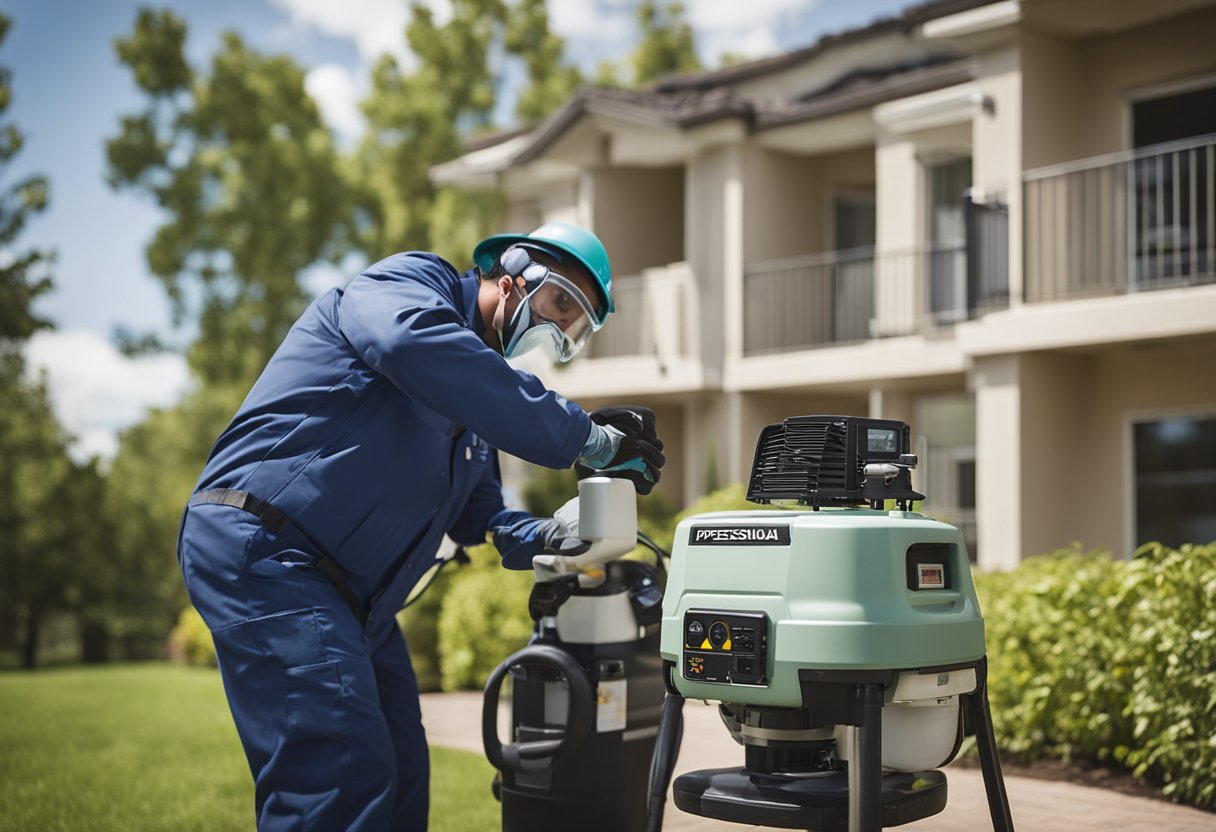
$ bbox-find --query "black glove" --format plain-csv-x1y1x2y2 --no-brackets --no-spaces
577,406,666,495
589,406,664,451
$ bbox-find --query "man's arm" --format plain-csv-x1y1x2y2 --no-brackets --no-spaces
448,452,570,570
339,254,591,469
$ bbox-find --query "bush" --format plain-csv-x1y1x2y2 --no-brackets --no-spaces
397,561,459,693
435,544,535,691
650,483,762,553
976,541,1216,808
167,606,216,667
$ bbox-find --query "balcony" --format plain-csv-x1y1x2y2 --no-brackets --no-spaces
534,261,703,400
1024,134,1216,302
742,198,1009,355
585,261,697,361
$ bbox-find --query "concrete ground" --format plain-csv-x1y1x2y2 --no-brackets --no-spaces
421,690,1216,832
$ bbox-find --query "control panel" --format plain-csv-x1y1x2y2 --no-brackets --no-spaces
682,609,769,686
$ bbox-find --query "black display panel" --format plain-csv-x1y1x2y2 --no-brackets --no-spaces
682,609,769,686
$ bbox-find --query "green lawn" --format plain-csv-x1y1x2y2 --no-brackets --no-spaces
0,663,499,831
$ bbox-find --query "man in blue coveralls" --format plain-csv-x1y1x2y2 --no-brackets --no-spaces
177,221,665,831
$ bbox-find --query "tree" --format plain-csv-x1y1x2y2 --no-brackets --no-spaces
0,14,51,347
107,9,349,389
631,0,701,86
96,387,245,661
350,0,507,261
588,0,702,89
504,0,583,126
0,11,89,670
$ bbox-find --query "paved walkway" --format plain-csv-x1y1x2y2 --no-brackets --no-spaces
421,691,1216,831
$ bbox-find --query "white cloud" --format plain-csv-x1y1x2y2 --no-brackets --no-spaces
686,0,816,63
267,0,431,69
305,63,365,143
25,330,190,463
549,0,634,42
550,0,816,77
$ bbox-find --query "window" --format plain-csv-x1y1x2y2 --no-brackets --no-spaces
1129,83,1215,286
1131,84,1216,149
915,393,978,561
926,157,971,322
1132,413,1216,548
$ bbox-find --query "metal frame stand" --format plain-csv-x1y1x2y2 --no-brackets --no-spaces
840,657,1013,832
961,657,1015,831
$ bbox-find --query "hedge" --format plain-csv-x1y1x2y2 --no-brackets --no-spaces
164,489,1216,809
976,542,1216,808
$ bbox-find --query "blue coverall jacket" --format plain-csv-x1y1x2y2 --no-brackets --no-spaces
177,252,591,831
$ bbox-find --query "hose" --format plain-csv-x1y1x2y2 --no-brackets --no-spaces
645,690,686,832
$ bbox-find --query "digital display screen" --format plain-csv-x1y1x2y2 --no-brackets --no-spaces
867,428,898,454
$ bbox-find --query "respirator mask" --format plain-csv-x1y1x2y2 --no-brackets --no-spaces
494,245,604,362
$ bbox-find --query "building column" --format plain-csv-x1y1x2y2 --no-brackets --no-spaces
868,387,915,424
971,354,1022,571
721,144,745,365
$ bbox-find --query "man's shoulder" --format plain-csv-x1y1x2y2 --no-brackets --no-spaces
364,251,464,285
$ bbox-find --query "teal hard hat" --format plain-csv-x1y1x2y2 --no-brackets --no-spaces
473,221,614,322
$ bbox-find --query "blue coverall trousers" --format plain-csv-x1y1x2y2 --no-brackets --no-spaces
179,502,429,831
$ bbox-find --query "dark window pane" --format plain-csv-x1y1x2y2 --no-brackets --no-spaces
1134,415,1216,548
956,459,976,510
1132,85,1216,148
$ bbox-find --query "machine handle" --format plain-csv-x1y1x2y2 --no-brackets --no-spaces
482,643,594,775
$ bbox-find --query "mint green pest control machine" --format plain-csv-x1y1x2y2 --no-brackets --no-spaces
648,416,1015,832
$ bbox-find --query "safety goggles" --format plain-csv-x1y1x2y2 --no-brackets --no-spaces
502,249,604,362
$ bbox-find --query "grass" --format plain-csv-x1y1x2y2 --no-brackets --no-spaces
0,663,500,831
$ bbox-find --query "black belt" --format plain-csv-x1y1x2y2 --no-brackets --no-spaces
189,488,367,625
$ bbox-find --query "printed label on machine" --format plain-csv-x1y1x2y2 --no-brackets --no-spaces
596,679,627,732
688,525,791,546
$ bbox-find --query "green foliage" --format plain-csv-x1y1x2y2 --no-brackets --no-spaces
351,0,506,258
630,1,702,86
504,0,583,125
976,542,1216,808
521,464,580,517
0,16,110,670
589,1,701,90
0,373,109,668
0,16,52,346
101,385,246,661
650,482,760,553
108,9,349,388
436,544,535,691
167,606,215,667
0,664,498,832
398,560,461,692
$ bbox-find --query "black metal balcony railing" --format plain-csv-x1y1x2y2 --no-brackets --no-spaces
1024,133,1216,302
743,201,1009,356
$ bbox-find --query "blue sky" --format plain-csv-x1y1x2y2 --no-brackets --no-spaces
3,0,910,458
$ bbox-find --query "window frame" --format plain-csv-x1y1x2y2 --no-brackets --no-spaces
1123,404,1216,556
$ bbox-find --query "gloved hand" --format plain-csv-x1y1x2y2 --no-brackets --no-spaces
490,508,590,570
575,406,665,495
588,406,664,451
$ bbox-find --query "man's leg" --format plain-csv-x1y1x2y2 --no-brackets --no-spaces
369,619,430,831
181,503,397,832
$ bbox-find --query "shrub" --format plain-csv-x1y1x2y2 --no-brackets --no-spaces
976,541,1216,808
436,544,536,691
650,483,763,553
397,560,459,693
166,606,216,667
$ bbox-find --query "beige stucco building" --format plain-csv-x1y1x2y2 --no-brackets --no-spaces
434,0,1216,570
